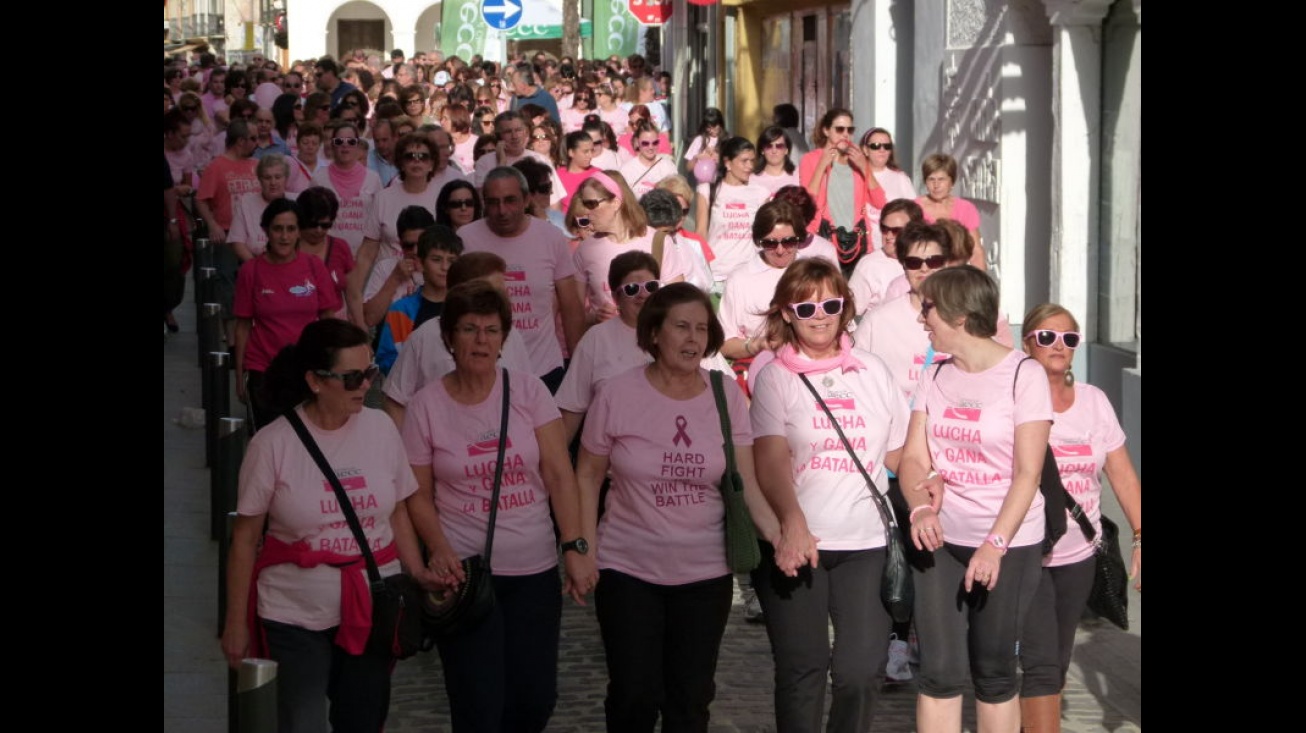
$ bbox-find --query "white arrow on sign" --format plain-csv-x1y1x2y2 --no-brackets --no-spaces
483,0,521,20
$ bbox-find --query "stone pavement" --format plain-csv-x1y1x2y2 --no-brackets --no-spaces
165,286,1141,732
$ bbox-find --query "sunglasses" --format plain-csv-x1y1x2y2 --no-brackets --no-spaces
404,98,424,106
831,125,855,134
332,137,360,147
758,235,808,250
1027,329,1082,349
879,224,904,236
765,142,788,151
580,197,611,210
903,255,947,270
620,279,661,297
533,133,551,141
447,198,476,209
789,297,844,320
865,142,893,151
402,151,432,162
314,364,379,391
303,219,335,230
637,139,660,148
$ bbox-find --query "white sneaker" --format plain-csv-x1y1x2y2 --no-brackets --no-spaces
885,635,913,682
743,588,765,623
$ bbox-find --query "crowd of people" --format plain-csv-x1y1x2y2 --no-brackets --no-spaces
166,45,1141,733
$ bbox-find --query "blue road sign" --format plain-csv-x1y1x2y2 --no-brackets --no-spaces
481,0,524,31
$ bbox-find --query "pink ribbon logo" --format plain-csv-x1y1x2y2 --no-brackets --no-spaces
672,415,692,447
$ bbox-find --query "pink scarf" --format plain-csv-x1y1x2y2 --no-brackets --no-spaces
327,162,366,202
775,333,865,375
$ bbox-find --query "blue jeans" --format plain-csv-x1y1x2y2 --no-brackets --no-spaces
433,569,562,732
260,618,394,733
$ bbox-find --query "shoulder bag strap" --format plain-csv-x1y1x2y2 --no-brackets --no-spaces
482,369,511,564
797,373,899,537
652,231,667,269
1014,356,1092,539
286,409,383,587
709,370,738,477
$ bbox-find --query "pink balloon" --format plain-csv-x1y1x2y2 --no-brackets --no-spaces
693,158,717,186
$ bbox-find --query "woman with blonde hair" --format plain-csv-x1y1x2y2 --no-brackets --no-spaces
572,171,690,324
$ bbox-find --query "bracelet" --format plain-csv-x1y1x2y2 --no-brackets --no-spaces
908,505,934,523
744,336,755,356
1132,536,1141,549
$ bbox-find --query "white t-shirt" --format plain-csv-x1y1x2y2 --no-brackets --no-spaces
383,318,534,406
618,156,678,199
750,353,910,549
697,181,773,281
865,168,918,252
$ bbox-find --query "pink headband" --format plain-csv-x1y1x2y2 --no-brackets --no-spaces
589,171,623,205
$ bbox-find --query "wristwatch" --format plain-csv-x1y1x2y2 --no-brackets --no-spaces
985,533,1008,556
560,537,589,555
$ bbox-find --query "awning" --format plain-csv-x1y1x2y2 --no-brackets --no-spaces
164,43,203,58
501,1,593,40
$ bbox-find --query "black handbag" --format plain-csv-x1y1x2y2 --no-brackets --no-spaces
799,374,913,624
709,370,762,574
421,369,511,636
286,410,425,659
931,358,1068,554
1064,492,1129,630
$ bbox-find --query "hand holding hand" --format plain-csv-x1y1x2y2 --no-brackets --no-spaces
562,553,599,605
910,507,943,552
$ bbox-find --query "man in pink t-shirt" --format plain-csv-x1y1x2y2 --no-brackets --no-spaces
473,112,565,209
460,167,584,392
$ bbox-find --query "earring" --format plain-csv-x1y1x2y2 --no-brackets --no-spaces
1064,369,1075,387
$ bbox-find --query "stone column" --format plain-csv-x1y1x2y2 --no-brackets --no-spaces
1042,0,1111,333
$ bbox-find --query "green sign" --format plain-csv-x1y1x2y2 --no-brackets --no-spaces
442,0,489,60
504,18,593,41
591,0,640,59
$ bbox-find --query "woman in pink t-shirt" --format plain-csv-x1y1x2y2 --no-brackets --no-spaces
752,126,800,197
897,266,1053,733
1016,304,1141,729
401,281,595,732
916,153,987,270
749,258,908,731
222,319,428,733
233,198,342,429
695,137,775,286
295,186,355,320
575,283,790,733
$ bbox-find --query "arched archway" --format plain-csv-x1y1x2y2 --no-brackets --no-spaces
328,1,392,58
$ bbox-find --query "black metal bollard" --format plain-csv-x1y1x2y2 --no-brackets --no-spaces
194,236,212,275
209,362,237,540
200,304,222,434
230,658,277,733
196,267,217,365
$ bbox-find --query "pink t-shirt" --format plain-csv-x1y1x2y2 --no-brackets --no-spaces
918,195,981,232
560,107,589,134
750,352,910,549
360,184,437,303
554,319,651,414
1045,383,1127,567
848,249,904,316
572,229,690,319
556,166,597,211
854,294,949,401
196,155,259,231
165,145,198,188
452,136,478,175
383,319,534,406
459,218,578,376
312,165,383,254
598,106,630,136
402,369,562,576
232,253,341,373
228,192,300,258
752,170,800,197
910,351,1053,548
582,367,752,585
865,168,917,252
697,181,773,281
238,406,418,630
591,148,627,171
307,236,356,320
618,156,678,199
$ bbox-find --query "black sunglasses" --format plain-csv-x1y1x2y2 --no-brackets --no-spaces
903,255,947,271
314,364,379,391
